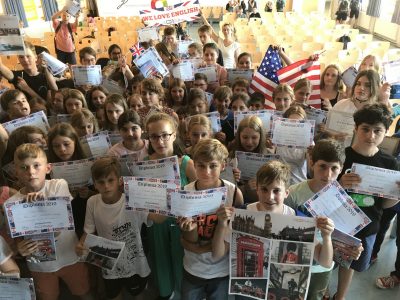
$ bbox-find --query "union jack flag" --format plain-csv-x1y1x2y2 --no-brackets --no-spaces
130,43,145,61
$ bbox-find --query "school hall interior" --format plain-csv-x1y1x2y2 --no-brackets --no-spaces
0,0,400,299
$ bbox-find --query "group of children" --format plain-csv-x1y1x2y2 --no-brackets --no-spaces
0,6,399,300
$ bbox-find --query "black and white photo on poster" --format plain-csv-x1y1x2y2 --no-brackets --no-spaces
269,264,310,300
82,234,125,271
270,240,313,266
0,15,26,55
230,232,271,278
230,278,268,300
230,209,315,299
232,209,316,242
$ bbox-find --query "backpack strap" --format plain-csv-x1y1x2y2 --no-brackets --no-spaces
54,21,75,43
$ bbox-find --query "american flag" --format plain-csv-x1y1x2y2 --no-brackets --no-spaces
277,59,321,109
129,43,145,61
249,46,282,109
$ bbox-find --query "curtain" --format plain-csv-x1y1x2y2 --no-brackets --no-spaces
392,0,400,25
86,0,99,17
41,0,59,22
4,0,28,27
366,0,381,17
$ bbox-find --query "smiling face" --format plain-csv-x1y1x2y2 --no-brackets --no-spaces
140,89,160,108
7,92,30,119
237,55,252,70
91,90,107,108
203,47,218,65
51,135,75,161
15,153,51,193
256,180,289,213
128,96,143,112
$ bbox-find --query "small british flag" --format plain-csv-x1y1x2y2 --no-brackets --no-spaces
129,43,145,61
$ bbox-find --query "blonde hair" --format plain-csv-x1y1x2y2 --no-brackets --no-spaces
62,88,88,111
70,108,99,133
192,138,228,163
272,83,294,101
293,78,311,92
15,143,47,162
320,64,345,93
257,160,291,188
91,156,121,180
283,105,306,119
187,114,212,133
359,55,381,73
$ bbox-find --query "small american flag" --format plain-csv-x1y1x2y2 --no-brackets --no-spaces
249,46,283,109
129,43,145,61
277,59,321,109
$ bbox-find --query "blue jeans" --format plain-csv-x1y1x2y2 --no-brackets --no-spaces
181,270,229,300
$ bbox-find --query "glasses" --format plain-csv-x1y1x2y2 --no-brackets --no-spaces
149,133,174,142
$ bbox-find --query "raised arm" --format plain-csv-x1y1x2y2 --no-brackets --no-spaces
199,10,219,43
51,8,65,22
0,56,15,81
40,56,58,92
314,216,334,268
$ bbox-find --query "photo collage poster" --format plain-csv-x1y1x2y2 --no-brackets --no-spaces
230,209,316,300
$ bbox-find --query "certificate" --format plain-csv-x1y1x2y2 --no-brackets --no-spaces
169,187,227,217
177,40,192,58
134,47,169,78
137,27,159,42
5,197,75,238
83,234,125,271
80,131,111,158
127,155,181,181
188,58,203,69
304,181,371,235
326,110,354,135
349,163,400,201
41,52,67,76
108,132,123,145
234,110,275,134
71,65,102,86
102,78,125,95
186,111,221,133
220,158,237,184
124,177,180,214
227,69,254,84
119,153,140,176
378,136,400,156
26,233,57,263
305,107,327,126
66,0,81,16
195,66,217,83
271,117,315,148
383,59,400,85
0,277,36,300
236,151,280,180
205,92,213,106
51,158,95,190
0,15,26,56
342,66,357,87
2,111,50,134
171,61,195,81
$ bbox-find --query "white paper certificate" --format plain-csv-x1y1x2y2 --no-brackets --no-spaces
234,110,275,133
5,197,75,238
127,156,181,181
71,65,102,86
137,27,159,42
41,52,68,75
169,187,227,217
177,40,192,58
236,151,280,180
124,177,180,214
2,111,50,134
227,69,254,84
305,107,327,126
51,158,95,190
271,117,315,148
383,59,400,85
0,15,26,56
342,66,357,87
66,0,81,16
196,66,217,83
326,110,354,135
134,47,169,78
304,181,371,235
220,158,237,184
108,132,123,145
79,131,111,158
0,277,36,300
349,163,400,201
171,61,195,81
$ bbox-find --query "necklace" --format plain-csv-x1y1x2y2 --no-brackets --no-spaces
353,97,369,104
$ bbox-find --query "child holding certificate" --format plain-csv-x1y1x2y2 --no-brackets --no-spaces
166,78,188,114
334,103,400,299
213,86,233,143
187,88,209,116
230,93,249,113
76,157,166,300
6,144,93,300
70,108,99,137
202,43,228,94
144,112,197,299
184,115,212,158
102,94,127,133
285,139,363,299
63,88,89,115
107,111,148,159
272,83,294,112
179,139,243,299
212,159,335,275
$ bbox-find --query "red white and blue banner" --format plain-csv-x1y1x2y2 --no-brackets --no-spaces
140,0,200,26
